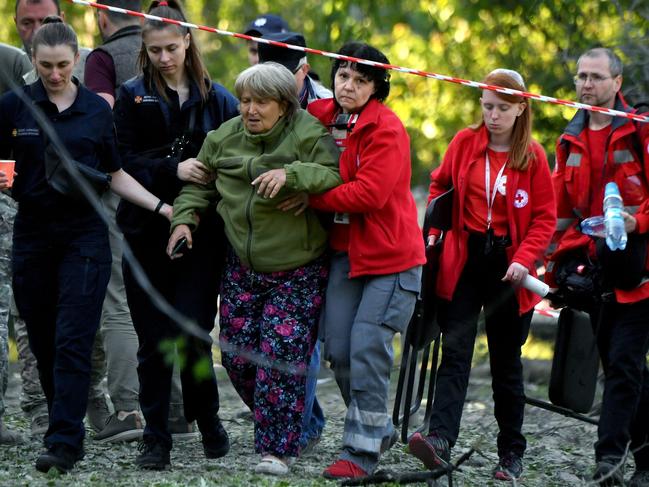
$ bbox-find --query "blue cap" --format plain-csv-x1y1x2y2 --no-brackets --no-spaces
244,14,290,37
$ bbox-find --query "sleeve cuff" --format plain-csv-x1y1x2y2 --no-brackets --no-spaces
284,167,297,189
635,213,649,234
170,214,198,234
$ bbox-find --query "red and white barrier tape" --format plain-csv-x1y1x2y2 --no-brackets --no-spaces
69,0,649,124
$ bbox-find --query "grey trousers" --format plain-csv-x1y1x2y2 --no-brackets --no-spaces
323,252,421,473
99,192,139,412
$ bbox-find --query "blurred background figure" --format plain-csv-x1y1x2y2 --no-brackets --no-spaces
243,13,288,65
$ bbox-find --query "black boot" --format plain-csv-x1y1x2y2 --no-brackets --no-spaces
35,443,84,473
135,436,171,470
199,414,230,459
592,458,625,486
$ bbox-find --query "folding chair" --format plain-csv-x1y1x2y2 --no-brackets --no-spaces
393,188,452,442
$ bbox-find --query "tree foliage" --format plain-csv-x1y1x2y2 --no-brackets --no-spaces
1,0,646,184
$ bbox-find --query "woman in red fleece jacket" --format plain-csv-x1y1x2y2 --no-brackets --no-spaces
407,69,556,482
283,42,425,479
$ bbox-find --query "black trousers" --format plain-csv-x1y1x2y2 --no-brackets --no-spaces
591,299,649,467
428,234,532,457
123,215,225,449
12,213,111,452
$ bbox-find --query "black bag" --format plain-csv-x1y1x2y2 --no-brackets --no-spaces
553,253,605,312
425,187,454,231
549,307,600,413
596,234,648,290
44,145,111,200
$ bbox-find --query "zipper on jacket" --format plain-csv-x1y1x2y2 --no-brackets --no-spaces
245,157,255,268
245,141,264,268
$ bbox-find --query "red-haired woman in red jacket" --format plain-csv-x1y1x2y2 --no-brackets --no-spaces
407,69,556,482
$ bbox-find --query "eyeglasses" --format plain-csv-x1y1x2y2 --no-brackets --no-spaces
573,73,615,85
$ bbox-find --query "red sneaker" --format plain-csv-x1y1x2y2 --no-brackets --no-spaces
407,432,450,470
322,459,368,479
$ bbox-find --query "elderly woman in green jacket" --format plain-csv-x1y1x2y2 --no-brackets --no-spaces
168,62,340,476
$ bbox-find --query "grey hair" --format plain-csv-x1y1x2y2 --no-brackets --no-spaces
234,62,299,117
488,68,526,89
578,47,623,77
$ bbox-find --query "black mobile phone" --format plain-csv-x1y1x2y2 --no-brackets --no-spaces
170,237,189,257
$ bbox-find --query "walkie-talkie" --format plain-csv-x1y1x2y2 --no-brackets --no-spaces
329,113,359,132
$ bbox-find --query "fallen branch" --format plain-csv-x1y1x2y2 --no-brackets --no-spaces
340,448,475,486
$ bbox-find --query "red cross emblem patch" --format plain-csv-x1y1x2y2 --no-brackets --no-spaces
514,189,528,208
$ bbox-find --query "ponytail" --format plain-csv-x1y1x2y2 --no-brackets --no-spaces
32,15,78,57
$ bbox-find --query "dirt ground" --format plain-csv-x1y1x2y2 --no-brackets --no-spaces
0,342,614,487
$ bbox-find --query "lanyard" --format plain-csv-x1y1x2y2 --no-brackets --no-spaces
485,152,507,230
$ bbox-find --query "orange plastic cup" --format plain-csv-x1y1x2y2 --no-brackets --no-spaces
0,160,15,188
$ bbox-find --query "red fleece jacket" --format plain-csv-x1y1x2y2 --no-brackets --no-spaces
308,98,425,277
428,126,556,314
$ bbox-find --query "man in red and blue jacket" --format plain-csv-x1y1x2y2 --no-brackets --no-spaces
547,47,649,487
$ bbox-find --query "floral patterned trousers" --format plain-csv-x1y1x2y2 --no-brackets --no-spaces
219,251,328,457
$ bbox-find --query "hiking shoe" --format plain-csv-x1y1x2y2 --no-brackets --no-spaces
630,469,649,487
0,419,25,445
323,459,368,479
135,437,171,470
168,416,198,440
407,431,450,470
30,415,49,437
35,443,84,473
592,459,625,486
494,452,523,481
94,411,143,443
86,395,111,433
200,415,230,459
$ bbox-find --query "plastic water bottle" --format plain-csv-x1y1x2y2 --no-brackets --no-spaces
603,182,627,251
580,215,606,238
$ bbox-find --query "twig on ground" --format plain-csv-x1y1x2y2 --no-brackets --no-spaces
340,448,475,486
587,441,630,486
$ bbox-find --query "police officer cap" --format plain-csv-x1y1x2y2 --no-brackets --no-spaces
244,14,290,36
258,32,306,73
